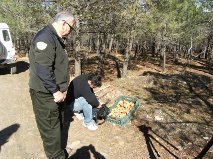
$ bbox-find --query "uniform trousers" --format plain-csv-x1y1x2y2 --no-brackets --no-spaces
30,89,67,159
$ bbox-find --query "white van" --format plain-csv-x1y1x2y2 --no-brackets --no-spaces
0,23,16,74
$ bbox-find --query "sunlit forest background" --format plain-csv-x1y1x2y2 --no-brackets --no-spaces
0,0,212,76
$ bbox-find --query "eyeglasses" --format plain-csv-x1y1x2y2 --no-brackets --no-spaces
62,20,74,31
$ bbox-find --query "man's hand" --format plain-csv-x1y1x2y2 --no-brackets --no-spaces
53,91,65,103
97,104,103,109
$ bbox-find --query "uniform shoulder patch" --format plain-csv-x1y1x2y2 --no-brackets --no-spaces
36,42,47,50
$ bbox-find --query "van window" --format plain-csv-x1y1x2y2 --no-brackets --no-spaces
2,30,10,41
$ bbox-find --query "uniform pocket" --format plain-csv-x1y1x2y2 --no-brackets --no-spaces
47,103,60,129
36,91,60,129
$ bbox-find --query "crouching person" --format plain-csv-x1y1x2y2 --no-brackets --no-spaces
66,73,103,131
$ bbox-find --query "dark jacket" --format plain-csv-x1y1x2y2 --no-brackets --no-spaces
29,24,69,93
66,74,100,107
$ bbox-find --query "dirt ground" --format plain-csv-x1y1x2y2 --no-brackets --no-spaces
0,56,212,159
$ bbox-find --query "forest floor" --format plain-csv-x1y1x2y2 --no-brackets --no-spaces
0,52,212,159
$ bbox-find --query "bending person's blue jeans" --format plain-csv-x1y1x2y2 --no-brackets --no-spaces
69,97,94,126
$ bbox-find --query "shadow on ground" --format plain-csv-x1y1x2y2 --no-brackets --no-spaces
135,70,213,157
68,53,123,81
138,125,179,159
0,123,20,152
0,61,29,75
69,144,106,159
142,71,213,113
16,61,29,74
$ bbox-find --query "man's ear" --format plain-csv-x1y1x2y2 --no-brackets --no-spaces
88,80,92,87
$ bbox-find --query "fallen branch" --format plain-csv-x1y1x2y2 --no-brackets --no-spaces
95,85,110,94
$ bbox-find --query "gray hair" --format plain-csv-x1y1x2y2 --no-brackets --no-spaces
53,11,74,22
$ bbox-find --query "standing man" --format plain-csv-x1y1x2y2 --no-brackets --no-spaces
29,11,75,159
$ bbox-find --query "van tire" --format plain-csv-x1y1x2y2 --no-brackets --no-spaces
10,66,17,74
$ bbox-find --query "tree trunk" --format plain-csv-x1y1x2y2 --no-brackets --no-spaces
123,45,129,77
159,34,164,69
108,34,114,54
209,47,213,64
160,45,166,72
174,44,179,63
97,33,105,76
134,41,138,59
74,58,81,76
123,36,133,77
89,34,93,52
115,40,118,54
206,35,211,60
155,41,160,57
102,33,107,53
97,52,105,76
187,37,193,64
151,39,155,57
74,38,81,76
123,60,128,77
74,16,81,77
96,33,100,56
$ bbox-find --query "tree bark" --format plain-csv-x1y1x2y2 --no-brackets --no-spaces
151,38,155,57
89,34,93,52
108,34,114,54
74,16,81,77
134,41,138,59
102,33,107,53
174,44,179,63
160,45,166,72
97,52,105,76
115,39,118,54
209,47,213,64
97,33,105,76
123,36,133,77
96,33,100,56
206,35,212,60
187,37,193,64
74,58,81,76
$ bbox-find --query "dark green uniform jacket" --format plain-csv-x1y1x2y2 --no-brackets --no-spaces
29,24,69,93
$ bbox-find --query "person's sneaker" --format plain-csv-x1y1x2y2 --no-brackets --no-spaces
74,113,84,120
83,122,98,131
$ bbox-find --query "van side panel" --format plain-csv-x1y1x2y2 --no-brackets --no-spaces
0,29,16,59
0,23,16,65
0,40,7,60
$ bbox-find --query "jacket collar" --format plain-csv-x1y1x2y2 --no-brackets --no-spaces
47,24,65,48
